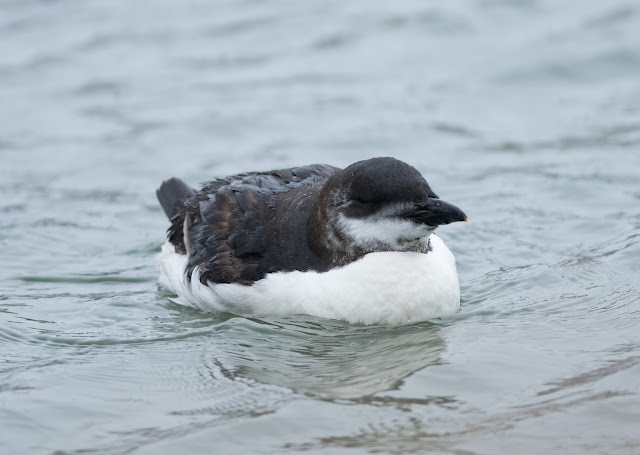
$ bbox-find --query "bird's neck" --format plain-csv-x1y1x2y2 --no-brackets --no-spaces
307,198,365,267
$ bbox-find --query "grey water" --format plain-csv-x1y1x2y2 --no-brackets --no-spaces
1,0,639,453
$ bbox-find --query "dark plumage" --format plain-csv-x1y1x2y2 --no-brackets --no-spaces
157,157,467,286
158,163,339,285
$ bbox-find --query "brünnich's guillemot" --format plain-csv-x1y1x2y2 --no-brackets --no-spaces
156,157,467,325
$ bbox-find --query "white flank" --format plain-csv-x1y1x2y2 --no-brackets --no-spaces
156,234,460,325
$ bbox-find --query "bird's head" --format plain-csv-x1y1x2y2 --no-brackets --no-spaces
310,157,467,260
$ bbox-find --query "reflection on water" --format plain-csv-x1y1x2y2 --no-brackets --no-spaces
203,318,446,399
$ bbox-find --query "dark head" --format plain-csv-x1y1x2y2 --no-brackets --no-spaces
308,157,467,262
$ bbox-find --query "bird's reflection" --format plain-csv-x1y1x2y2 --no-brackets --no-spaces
201,315,446,400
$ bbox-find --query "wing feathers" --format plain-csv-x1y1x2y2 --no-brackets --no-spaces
162,164,341,284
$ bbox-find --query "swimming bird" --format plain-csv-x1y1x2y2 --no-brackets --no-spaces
156,157,467,325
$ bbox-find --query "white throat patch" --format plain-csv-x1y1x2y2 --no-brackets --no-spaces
338,214,434,251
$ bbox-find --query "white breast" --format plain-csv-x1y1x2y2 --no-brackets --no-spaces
156,234,460,325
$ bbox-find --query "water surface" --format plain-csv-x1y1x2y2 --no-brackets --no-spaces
1,0,639,453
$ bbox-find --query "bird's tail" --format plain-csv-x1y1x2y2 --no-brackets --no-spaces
156,177,196,219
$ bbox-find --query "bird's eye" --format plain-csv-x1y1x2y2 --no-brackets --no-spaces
343,199,365,210
344,199,381,218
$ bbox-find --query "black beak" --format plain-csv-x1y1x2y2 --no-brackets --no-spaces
405,199,468,226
